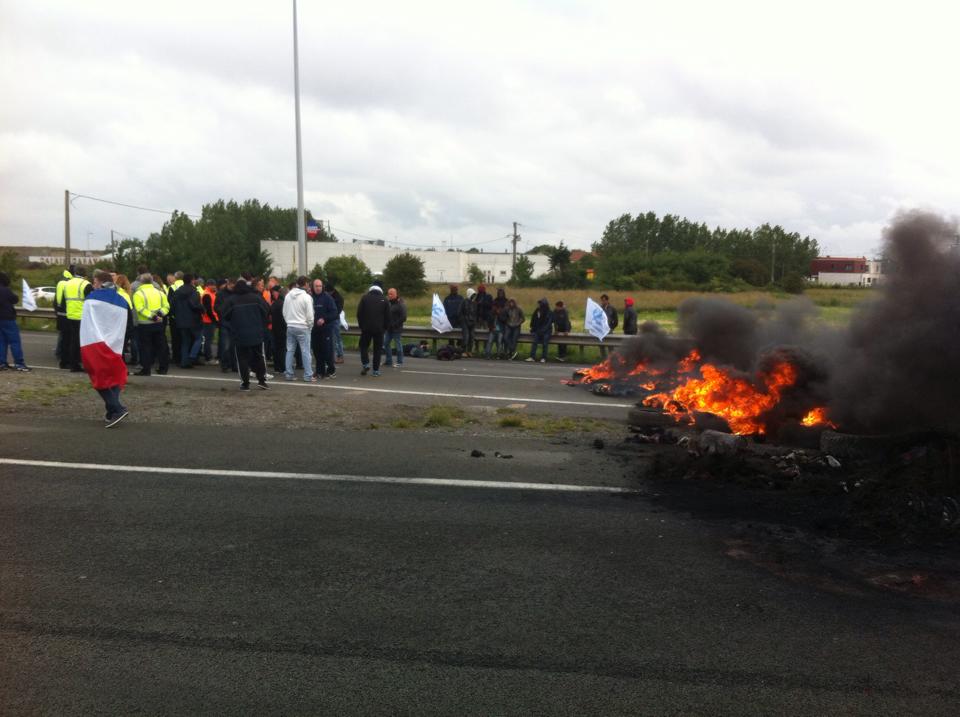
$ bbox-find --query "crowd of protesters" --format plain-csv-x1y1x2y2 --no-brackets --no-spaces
12,266,643,387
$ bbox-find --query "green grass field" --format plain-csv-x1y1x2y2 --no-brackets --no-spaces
340,285,871,330
13,268,871,360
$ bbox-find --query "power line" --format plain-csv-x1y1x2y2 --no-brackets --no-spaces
330,225,513,250
518,223,589,244
69,192,201,219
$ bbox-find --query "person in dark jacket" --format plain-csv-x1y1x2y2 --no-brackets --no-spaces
485,287,508,359
552,300,572,362
221,280,269,390
0,271,30,371
599,293,618,358
442,284,464,341
325,282,345,364
310,278,339,379
171,273,203,368
384,287,408,368
525,298,554,363
623,297,638,335
214,279,237,372
356,284,391,375
459,288,478,357
475,284,493,327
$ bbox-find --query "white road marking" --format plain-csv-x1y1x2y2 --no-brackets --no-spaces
399,368,544,381
26,365,633,409
0,458,638,494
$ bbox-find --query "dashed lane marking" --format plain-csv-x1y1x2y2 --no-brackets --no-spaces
0,458,638,494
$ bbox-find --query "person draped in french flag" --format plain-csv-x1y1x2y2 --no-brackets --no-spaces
80,270,133,427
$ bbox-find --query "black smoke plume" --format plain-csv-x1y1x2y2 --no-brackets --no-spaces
608,210,960,435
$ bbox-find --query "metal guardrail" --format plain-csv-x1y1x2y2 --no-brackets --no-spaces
15,307,57,323
17,309,631,356
341,325,628,357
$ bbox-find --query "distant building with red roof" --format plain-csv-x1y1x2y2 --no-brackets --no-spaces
810,256,884,286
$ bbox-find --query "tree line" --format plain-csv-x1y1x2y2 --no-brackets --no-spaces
106,199,336,281
99,199,818,295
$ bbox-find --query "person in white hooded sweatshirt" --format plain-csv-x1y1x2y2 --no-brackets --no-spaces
282,275,315,381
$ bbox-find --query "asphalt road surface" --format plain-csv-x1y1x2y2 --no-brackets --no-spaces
2,332,959,715
15,330,632,419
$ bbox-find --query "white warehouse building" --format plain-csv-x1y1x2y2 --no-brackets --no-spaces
260,240,551,284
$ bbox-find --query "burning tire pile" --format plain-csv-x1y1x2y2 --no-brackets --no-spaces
568,212,960,542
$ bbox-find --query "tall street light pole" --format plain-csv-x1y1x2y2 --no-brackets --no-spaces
292,0,306,274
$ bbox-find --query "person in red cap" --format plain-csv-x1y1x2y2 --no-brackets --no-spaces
623,297,638,335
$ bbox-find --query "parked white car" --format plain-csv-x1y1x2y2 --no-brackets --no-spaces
31,286,57,301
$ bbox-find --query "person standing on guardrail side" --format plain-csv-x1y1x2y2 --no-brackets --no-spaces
485,287,508,359
503,298,524,360
357,283,391,376
0,271,31,372
526,298,554,363
598,294,618,358
384,287,407,368
474,284,493,357
552,300,571,362
442,284,464,348
623,298,638,335
460,288,478,357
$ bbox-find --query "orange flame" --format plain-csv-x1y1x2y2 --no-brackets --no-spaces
575,347,838,435
644,362,797,435
801,407,837,429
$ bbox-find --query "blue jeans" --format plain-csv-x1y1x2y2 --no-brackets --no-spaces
485,322,504,358
285,325,313,379
530,331,551,360
0,319,25,366
202,324,216,360
331,322,343,358
180,328,202,366
96,386,127,418
219,324,236,370
384,330,403,365
504,325,520,355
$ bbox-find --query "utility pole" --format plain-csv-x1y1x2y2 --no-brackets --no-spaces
64,189,71,266
292,0,306,273
512,221,520,273
771,238,776,284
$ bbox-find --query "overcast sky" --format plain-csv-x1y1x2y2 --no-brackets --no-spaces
2,0,958,257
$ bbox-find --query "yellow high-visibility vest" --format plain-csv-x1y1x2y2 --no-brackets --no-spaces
55,270,74,316
117,287,133,310
63,277,90,320
133,284,170,324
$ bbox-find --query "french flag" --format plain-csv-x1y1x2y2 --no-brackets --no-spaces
80,287,129,390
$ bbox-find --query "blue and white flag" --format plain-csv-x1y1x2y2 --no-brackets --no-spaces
584,297,610,341
21,279,37,311
431,293,453,333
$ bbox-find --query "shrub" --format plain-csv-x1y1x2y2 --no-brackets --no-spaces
383,252,428,296
466,262,485,284
323,255,373,293
781,272,806,294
